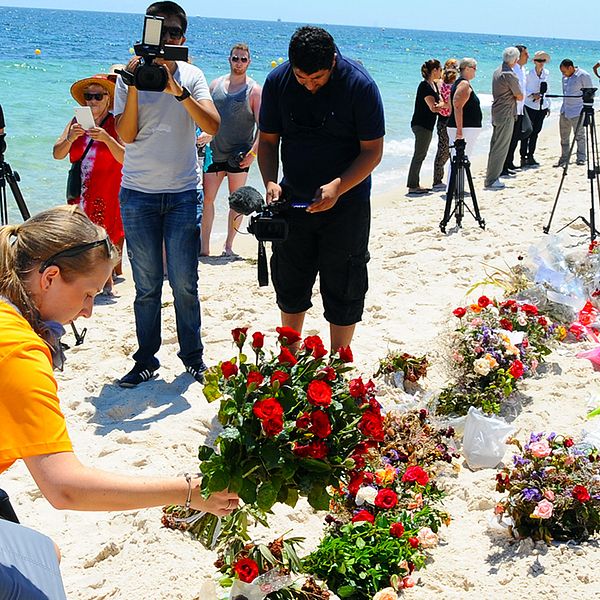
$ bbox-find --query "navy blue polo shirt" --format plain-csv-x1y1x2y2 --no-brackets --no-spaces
259,51,385,203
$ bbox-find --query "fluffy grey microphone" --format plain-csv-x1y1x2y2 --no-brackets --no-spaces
228,186,265,215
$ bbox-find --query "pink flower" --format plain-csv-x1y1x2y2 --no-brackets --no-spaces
471,318,483,327
373,589,398,600
544,489,555,501
529,440,551,458
531,499,553,519
417,527,439,548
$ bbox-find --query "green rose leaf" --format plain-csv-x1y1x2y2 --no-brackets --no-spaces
256,482,278,510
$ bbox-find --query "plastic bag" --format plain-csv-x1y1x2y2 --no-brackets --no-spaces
229,568,293,600
462,406,514,470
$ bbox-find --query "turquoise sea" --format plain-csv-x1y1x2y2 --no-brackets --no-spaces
1,6,600,223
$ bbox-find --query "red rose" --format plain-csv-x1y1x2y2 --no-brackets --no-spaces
308,440,328,459
252,397,284,420
321,366,337,381
231,327,248,348
374,488,398,510
303,335,324,351
307,380,332,407
358,409,385,442
312,343,328,359
564,438,574,448
262,415,284,437
251,331,265,349
233,557,260,583
271,370,290,386
349,377,366,398
509,359,524,379
453,307,467,318
276,326,302,346
363,471,375,483
408,537,419,548
278,347,298,366
572,484,591,503
296,412,311,429
337,345,354,363
246,371,264,387
348,471,365,496
499,318,513,331
352,509,374,523
538,317,548,327
390,522,405,538
221,361,238,378
478,296,491,308
292,443,311,457
522,303,538,316
310,409,332,438
402,465,430,486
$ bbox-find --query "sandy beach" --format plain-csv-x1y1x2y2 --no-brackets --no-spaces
3,120,600,599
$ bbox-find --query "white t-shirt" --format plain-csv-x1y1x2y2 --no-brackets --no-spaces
512,63,527,115
114,61,211,193
524,67,550,111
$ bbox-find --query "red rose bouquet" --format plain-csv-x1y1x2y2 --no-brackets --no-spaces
495,432,600,542
173,327,380,548
438,297,560,415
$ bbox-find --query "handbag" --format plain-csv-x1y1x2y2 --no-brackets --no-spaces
519,110,533,140
65,115,109,203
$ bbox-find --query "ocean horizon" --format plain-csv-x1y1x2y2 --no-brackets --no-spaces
1,6,600,226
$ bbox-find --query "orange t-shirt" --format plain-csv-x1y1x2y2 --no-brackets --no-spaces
0,301,72,473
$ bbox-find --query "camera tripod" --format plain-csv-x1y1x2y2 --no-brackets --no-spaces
0,147,86,345
439,139,486,233
543,90,600,242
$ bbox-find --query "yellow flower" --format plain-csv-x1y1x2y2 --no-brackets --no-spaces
375,465,396,486
470,303,482,313
484,353,498,369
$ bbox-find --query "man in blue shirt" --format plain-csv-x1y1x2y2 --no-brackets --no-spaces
557,59,593,167
258,26,384,352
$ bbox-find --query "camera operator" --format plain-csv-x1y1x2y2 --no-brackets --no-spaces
258,26,384,352
114,1,220,388
556,59,593,167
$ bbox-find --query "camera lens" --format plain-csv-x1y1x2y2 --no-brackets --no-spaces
135,64,168,92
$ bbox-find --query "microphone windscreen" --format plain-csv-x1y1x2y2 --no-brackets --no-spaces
539,81,548,94
229,186,264,215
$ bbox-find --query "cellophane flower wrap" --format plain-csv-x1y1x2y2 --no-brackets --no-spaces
495,432,600,542
173,327,382,548
437,296,560,415
303,410,453,599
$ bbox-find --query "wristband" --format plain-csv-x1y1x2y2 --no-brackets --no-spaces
249,150,257,158
175,86,191,102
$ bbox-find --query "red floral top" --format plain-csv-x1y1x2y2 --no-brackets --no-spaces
68,113,124,244
438,82,452,118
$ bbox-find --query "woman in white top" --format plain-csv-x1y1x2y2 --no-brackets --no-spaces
520,51,551,167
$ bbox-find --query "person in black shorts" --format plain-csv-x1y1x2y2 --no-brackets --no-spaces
258,26,385,352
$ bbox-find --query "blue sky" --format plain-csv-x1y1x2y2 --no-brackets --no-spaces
1,0,599,41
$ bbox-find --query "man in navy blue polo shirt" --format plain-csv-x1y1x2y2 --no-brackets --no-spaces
258,26,385,352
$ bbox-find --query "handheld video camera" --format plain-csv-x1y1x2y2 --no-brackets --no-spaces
228,186,290,286
121,15,189,92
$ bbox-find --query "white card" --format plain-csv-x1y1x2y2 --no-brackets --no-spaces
74,106,95,130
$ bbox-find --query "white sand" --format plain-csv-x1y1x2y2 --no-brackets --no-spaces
4,123,600,599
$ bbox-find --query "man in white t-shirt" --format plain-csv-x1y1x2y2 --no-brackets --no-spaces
113,1,220,388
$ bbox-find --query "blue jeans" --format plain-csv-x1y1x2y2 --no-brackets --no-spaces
119,187,204,370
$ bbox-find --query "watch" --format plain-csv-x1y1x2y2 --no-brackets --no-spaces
175,86,191,102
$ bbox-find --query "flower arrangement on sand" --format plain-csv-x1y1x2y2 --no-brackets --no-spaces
302,410,452,599
495,432,600,542
437,296,560,415
163,327,382,549
373,351,429,392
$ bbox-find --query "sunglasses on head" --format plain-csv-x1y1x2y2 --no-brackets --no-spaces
83,92,107,101
162,26,184,39
39,238,111,272
231,56,249,63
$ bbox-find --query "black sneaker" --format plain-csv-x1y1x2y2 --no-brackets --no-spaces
118,365,158,388
186,361,208,384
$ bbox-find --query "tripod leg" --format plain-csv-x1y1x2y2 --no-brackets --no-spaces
544,110,585,234
440,158,457,232
464,161,485,229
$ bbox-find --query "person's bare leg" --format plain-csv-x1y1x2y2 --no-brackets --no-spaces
224,171,250,255
201,171,226,256
113,239,124,276
330,323,356,352
281,310,306,352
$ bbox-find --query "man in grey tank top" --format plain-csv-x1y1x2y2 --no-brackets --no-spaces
201,43,262,256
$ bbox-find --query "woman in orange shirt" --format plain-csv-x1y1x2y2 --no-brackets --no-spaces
0,205,238,595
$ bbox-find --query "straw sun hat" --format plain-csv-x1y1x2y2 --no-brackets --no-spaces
70,74,115,107
533,51,551,62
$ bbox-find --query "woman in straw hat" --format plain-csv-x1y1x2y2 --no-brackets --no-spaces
520,51,551,167
53,74,124,294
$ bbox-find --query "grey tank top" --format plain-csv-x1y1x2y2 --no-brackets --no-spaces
210,76,257,162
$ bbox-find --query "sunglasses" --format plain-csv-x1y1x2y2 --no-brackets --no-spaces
162,26,184,39
83,92,108,101
534,59,547,63
230,56,249,63
39,238,111,272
